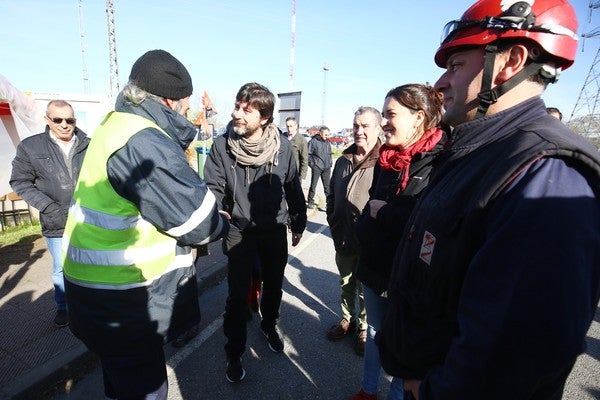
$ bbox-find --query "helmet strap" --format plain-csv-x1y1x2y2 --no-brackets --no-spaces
476,44,545,118
475,44,500,118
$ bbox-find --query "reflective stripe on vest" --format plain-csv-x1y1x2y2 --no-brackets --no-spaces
63,111,186,289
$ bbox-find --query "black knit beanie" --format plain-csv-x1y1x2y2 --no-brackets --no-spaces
129,49,193,100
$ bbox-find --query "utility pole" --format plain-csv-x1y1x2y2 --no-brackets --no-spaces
321,63,329,126
106,0,120,99
289,0,296,91
78,0,90,93
569,1,600,136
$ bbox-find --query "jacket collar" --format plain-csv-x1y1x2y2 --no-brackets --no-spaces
114,93,197,150
449,97,547,153
342,139,382,170
44,125,88,145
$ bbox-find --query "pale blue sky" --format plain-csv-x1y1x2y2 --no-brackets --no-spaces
2,0,598,132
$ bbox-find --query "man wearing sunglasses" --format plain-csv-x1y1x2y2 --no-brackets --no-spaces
377,0,600,399
10,99,89,328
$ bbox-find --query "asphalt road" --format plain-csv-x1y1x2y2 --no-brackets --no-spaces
44,208,600,400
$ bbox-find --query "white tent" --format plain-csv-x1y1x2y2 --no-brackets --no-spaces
0,74,111,196
0,74,44,196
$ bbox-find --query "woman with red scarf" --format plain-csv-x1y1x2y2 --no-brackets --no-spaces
352,84,446,400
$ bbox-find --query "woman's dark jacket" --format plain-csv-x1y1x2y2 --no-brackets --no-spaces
355,135,446,295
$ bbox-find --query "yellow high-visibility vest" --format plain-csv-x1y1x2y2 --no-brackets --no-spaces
63,112,189,289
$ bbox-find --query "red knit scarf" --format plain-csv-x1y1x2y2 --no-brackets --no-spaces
378,127,443,194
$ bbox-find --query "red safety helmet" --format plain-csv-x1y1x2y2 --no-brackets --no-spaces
435,0,578,69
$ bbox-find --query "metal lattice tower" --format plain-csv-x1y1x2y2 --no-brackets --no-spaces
569,1,600,136
78,0,90,93
106,0,120,99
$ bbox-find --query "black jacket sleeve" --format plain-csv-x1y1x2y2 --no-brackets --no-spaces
203,137,229,213
10,138,59,213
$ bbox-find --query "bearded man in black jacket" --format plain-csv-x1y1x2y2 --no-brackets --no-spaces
204,82,307,384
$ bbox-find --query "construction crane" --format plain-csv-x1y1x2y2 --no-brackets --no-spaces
569,1,600,136
106,0,120,99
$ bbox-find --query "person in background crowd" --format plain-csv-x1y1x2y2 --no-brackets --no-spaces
377,1,600,399
286,116,308,181
326,107,382,356
203,82,307,383
10,99,89,328
352,84,446,400
62,49,229,399
546,106,563,121
307,126,333,209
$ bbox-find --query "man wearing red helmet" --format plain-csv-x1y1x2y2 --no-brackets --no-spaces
377,0,600,399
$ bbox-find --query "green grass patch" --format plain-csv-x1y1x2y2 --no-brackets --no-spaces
0,220,42,246
332,147,344,160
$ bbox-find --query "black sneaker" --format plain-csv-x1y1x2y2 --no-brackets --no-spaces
261,325,284,353
53,310,69,327
226,357,246,383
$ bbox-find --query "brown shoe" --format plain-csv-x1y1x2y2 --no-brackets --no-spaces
354,329,367,356
326,318,356,341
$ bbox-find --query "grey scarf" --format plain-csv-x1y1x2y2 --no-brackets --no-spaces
227,123,281,171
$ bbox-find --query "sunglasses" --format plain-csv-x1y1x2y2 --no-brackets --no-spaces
47,116,76,125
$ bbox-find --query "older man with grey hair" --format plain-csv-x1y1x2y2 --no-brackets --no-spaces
285,116,308,180
325,106,382,356
62,49,229,400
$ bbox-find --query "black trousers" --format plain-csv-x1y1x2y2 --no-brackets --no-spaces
222,224,288,359
307,166,331,206
101,350,167,400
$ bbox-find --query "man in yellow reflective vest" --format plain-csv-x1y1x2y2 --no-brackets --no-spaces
63,49,229,400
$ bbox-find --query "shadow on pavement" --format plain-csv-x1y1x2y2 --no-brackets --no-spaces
0,234,44,301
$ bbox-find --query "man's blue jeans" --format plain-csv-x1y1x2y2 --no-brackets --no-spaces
362,285,404,399
45,237,66,311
